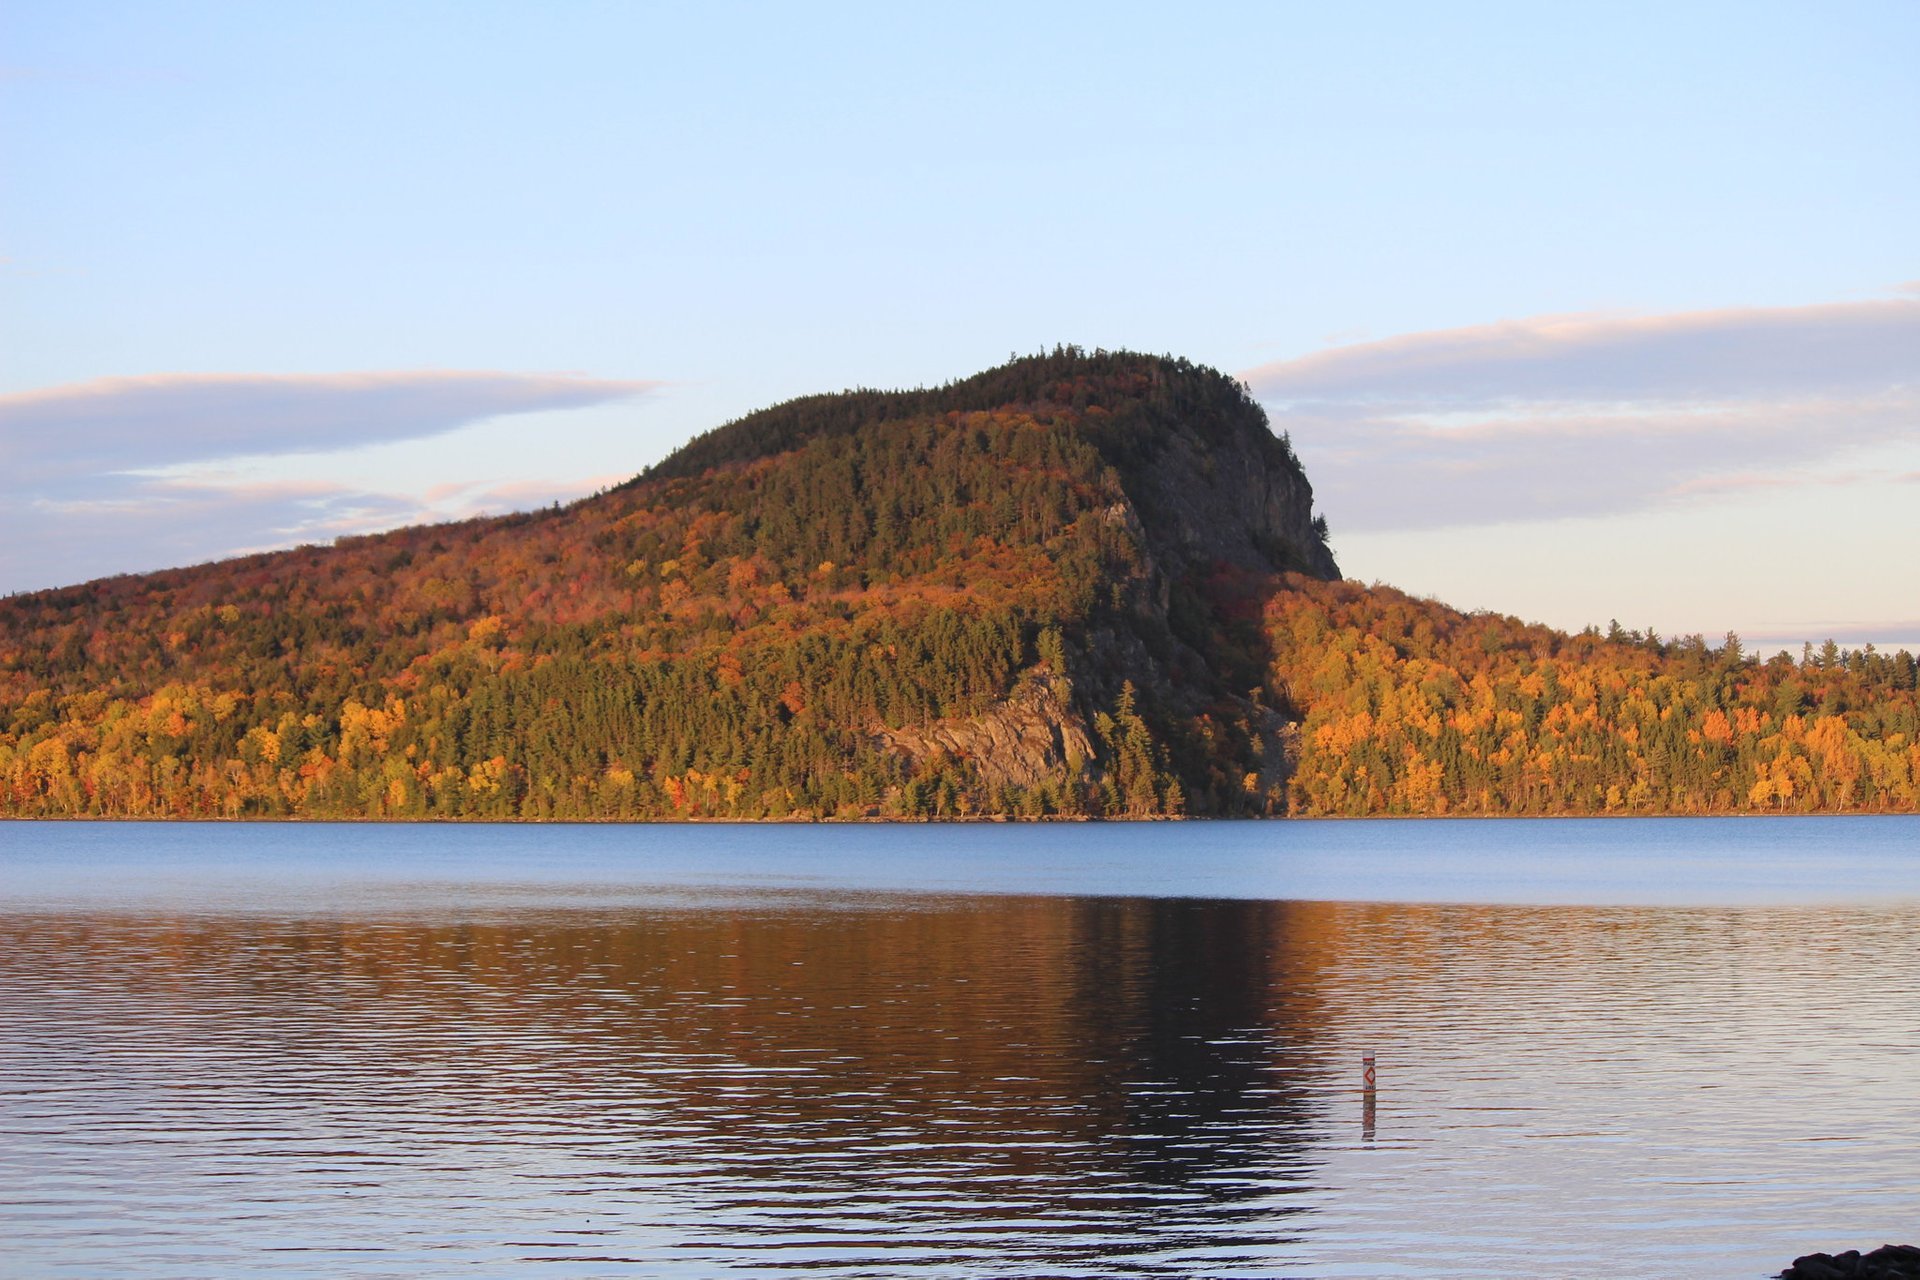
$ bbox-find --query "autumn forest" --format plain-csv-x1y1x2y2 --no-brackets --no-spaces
3,351,1915,820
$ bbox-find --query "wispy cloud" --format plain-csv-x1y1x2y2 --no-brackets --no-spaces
1244,297,1920,532
0,369,658,594
6,468,633,596
0,370,657,484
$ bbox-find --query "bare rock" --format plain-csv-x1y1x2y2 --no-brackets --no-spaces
880,673,1094,792
1781,1245,1920,1279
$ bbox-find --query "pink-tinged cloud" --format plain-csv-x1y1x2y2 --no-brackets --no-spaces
0,369,659,483
414,474,629,512
1245,299,1918,405
1660,469,1906,499
0,369,659,595
5,468,631,596
1242,298,1920,532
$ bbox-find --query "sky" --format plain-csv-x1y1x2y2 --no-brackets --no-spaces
3,1,1916,652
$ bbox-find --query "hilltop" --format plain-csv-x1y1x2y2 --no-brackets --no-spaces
0,350,1336,818
2,349,1915,819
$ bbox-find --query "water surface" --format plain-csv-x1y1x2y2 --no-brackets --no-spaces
1,818,1915,1278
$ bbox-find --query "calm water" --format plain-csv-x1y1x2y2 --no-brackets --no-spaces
1,818,1916,1279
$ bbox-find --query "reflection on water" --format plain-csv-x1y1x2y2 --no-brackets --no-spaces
2,898,1332,1278
2,885,1917,1277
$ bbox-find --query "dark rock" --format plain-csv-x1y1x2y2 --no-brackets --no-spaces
1784,1259,1846,1280
1781,1245,1920,1279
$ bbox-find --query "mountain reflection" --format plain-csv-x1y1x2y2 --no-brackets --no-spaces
8,883,1918,1279
0,896,1340,1276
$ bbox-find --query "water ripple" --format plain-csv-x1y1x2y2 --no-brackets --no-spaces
2,854,1917,1277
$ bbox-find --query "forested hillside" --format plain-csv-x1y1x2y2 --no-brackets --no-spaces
2,349,1914,819
0,351,1331,819
1267,578,1919,814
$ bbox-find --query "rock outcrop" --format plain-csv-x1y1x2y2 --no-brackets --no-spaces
880,674,1094,793
1120,411,1337,580
1781,1245,1920,1279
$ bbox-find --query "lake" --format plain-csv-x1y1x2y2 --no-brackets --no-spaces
2,817,1916,1278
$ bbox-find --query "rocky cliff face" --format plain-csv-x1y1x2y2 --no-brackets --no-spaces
1117,408,1338,581
868,360,1334,812
880,674,1095,793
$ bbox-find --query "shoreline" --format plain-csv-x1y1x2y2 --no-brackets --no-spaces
4,810,1917,826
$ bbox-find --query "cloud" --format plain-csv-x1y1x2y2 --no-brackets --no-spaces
1243,299,1920,532
0,369,658,595
1661,468,1911,500
1,480,375,595
0,369,658,485
4,467,632,597
1247,299,1918,404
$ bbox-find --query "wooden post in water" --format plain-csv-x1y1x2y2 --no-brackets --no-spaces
1362,1051,1377,1143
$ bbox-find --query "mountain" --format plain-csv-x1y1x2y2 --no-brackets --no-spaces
3,349,1916,819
